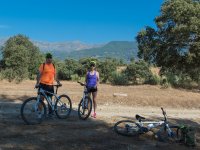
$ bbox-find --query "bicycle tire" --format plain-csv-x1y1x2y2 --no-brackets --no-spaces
78,96,92,120
114,120,141,137
156,125,182,142
55,94,72,119
21,97,46,125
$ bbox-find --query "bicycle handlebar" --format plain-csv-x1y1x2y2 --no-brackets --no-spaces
35,81,62,89
77,81,86,86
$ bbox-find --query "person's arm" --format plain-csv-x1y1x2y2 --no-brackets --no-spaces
35,64,42,88
96,71,100,87
54,67,58,82
35,70,41,88
85,72,88,84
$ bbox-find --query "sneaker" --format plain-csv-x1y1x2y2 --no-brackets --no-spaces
91,112,96,118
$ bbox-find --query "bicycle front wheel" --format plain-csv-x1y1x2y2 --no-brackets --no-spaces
114,120,141,136
55,95,72,119
156,125,181,142
20,97,46,125
78,96,92,120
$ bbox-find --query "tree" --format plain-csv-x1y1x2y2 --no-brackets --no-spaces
1,34,43,82
136,0,200,82
124,60,152,84
64,59,78,80
98,58,117,83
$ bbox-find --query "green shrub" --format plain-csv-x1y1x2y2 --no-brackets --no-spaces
145,74,160,85
110,72,129,85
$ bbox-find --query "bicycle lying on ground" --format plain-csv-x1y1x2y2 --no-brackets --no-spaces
114,107,182,142
77,81,92,120
21,81,72,125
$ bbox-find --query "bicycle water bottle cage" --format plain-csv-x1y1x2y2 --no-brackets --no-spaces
136,114,145,122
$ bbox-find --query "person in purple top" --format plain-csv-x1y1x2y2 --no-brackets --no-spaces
85,61,100,118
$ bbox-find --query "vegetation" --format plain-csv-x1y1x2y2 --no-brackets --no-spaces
136,0,200,87
0,34,43,82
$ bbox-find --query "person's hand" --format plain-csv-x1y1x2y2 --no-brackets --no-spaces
56,80,62,86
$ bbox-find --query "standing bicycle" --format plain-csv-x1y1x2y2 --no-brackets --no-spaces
114,107,182,142
21,81,72,125
77,81,93,120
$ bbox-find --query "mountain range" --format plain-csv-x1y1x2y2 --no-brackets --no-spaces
0,39,138,61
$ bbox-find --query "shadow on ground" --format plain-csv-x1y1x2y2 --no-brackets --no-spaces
0,97,199,150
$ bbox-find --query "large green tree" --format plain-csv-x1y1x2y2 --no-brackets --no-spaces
136,0,200,81
1,34,43,82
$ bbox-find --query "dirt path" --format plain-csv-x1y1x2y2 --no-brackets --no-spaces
0,81,199,149
0,100,199,150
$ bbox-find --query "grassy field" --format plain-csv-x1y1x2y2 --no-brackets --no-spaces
0,80,199,109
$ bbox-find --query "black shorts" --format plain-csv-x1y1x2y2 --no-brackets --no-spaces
39,83,54,96
87,87,98,93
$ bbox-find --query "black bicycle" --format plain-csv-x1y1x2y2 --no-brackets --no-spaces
21,82,72,125
77,81,92,120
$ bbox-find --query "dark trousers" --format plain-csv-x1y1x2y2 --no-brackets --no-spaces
39,83,54,114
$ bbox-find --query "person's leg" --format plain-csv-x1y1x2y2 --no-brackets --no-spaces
92,91,97,117
45,85,54,115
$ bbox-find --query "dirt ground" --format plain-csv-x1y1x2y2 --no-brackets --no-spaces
0,80,199,150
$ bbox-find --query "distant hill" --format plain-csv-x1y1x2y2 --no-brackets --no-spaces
66,41,138,61
0,38,101,53
33,40,102,53
0,38,138,61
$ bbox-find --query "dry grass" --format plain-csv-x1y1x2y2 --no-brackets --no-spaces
0,80,199,150
0,80,199,109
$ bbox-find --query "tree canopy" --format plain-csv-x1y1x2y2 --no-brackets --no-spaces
136,0,200,82
0,34,43,82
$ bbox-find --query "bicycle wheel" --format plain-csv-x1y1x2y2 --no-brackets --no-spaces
21,97,46,125
114,120,141,136
156,125,181,142
78,96,92,120
55,94,72,119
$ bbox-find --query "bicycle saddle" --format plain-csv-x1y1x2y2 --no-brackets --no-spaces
135,114,145,121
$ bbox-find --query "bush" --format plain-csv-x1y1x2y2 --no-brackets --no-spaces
110,72,129,85
124,60,152,84
145,74,160,85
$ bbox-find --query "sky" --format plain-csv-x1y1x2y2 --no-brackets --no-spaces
0,0,163,43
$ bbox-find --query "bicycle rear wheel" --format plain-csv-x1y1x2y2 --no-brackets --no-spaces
78,96,92,120
55,95,72,119
20,97,46,125
114,120,141,136
156,125,182,142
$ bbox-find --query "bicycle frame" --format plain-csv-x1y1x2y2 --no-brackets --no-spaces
135,108,174,136
35,85,61,112
77,81,91,108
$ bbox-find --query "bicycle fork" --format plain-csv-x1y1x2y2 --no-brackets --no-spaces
165,124,174,137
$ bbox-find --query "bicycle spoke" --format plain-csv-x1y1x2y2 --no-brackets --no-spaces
55,95,72,119
114,120,140,136
21,97,46,125
78,97,92,120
